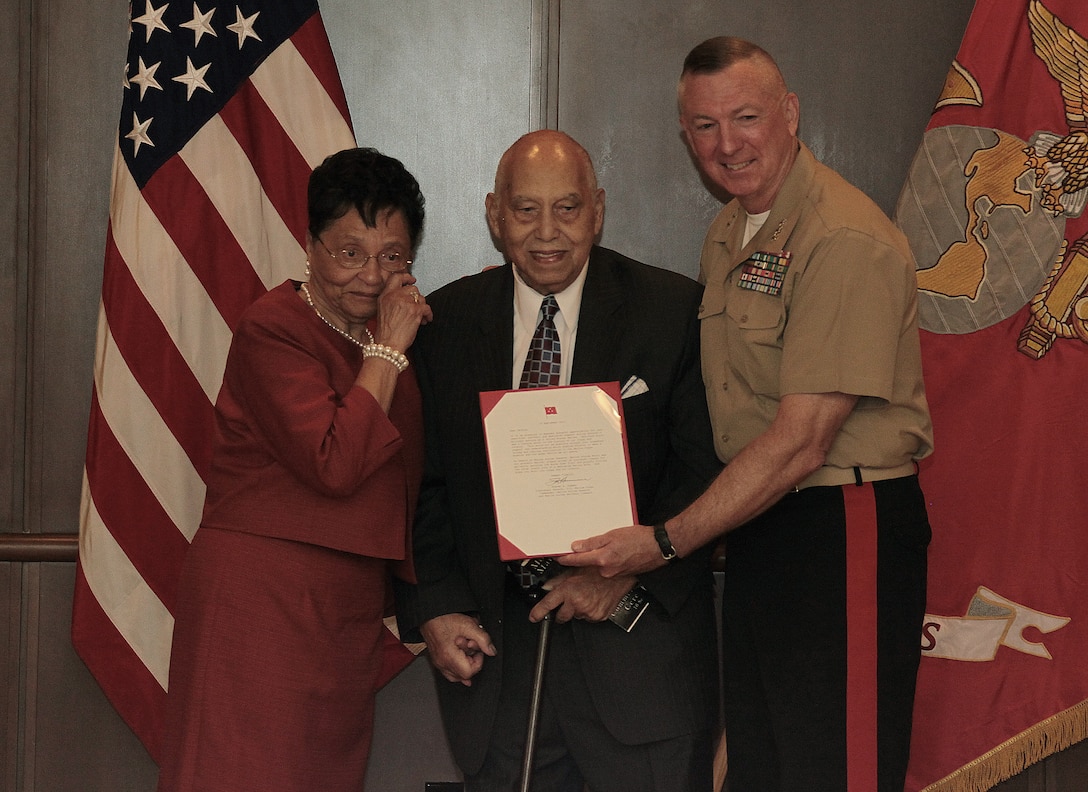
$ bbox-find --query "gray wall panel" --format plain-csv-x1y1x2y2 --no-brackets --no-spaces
0,0,27,537
325,0,542,294
557,0,977,280
28,1,128,537
367,656,463,788
2,566,20,791
26,564,159,791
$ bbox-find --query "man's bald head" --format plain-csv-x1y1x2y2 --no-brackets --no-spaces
486,130,605,294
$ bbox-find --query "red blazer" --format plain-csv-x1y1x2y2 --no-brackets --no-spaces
201,280,422,578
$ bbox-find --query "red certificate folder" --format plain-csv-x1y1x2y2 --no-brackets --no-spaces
479,381,638,561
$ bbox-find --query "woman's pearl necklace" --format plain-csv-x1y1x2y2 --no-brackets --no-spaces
300,282,374,348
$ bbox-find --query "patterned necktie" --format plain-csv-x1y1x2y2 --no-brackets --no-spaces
519,294,561,388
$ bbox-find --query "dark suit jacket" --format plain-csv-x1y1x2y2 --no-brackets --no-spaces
397,246,721,774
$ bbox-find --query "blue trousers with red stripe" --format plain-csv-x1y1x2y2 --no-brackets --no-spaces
720,475,930,792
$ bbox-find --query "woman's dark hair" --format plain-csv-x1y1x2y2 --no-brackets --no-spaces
307,147,426,249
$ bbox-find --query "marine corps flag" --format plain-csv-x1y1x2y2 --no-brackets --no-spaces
895,0,1088,789
72,0,416,760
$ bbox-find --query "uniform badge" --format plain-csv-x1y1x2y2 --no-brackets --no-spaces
737,250,792,296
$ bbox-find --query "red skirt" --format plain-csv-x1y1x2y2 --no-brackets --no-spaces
157,526,388,792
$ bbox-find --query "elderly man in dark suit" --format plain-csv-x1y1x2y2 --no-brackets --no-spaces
396,130,721,792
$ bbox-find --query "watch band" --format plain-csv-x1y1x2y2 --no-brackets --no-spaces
653,523,680,564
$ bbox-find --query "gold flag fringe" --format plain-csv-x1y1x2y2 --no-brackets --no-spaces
921,699,1088,792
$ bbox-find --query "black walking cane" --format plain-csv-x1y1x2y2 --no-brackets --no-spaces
512,557,560,792
511,558,652,791
518,611,553,792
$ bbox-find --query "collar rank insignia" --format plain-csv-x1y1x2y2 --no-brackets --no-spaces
737,250,791,296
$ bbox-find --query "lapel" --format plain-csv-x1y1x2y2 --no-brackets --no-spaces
570,247,625,384
468,265,517,391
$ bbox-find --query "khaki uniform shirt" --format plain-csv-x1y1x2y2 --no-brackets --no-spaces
698,142,933,480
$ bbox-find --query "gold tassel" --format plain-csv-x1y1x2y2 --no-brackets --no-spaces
922,699,1088,792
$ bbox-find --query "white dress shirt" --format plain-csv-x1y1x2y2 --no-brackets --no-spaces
511,262,589,388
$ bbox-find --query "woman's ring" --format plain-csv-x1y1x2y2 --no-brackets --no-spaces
412,292,419,303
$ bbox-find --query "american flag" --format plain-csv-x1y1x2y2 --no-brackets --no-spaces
72,0,365,760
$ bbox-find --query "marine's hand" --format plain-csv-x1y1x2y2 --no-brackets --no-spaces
558,524,665,578
528,567,637,624
419,613,495,687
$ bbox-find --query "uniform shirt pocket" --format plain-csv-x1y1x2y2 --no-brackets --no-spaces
723,287,786,397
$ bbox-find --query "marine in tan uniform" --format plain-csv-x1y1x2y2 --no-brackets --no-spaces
563,37,933,792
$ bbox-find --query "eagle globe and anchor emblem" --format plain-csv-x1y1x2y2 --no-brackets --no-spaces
895,0,1088,359
896,0,1084,666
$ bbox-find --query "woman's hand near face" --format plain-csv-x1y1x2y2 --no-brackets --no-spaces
374,271,433,353
351,270,431,414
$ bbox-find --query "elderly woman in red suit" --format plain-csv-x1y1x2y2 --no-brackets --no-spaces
156,148,432,792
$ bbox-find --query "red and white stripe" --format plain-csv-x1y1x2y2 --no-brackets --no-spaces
73,13,356,760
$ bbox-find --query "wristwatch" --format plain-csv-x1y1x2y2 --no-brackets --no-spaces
653,523,680,564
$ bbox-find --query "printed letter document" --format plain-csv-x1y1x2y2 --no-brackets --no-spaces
480,382,637,560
